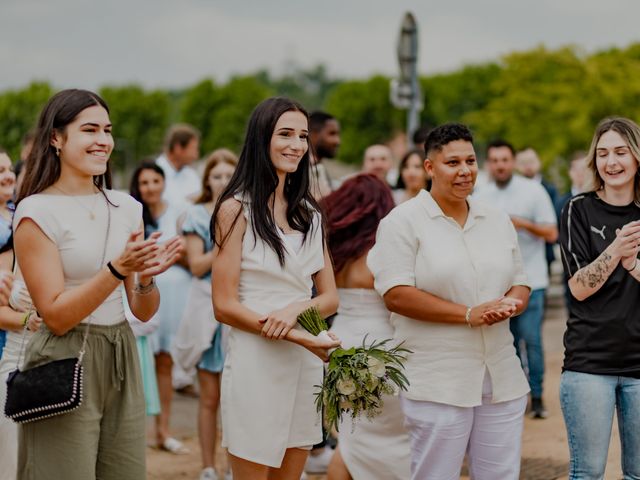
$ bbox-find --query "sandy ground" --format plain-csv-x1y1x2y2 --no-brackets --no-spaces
147,275,625,480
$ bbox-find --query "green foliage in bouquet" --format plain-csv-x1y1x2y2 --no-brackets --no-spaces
296,306,411,434
297,306,329,336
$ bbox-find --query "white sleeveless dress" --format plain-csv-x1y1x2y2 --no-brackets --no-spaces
0,278,35,480
329,288,412,480
220,194,325,468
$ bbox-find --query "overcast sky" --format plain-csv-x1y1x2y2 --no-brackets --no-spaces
2,0,639,91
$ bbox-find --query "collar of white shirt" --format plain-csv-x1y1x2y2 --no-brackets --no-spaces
418,190,488,229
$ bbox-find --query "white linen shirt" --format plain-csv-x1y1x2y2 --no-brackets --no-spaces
367,190,530,407
156,154,201,205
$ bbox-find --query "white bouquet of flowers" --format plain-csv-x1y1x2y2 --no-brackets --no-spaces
297,307,410,433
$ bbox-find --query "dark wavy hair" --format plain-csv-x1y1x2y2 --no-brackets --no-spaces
129,161,165,235
212,97,320,266
395,148,428,190
322,174,394,273
17,89,112,203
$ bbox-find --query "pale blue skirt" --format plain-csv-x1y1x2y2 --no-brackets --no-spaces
197,325,225,373
136,336,161,416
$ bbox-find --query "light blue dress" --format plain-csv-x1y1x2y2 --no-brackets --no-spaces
148,202,192,354
181,204,224,373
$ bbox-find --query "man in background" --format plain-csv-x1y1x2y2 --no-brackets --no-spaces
475,140,558,419
309,112,340,199
362,144,394,184
156,124,201,205
516,148,559,275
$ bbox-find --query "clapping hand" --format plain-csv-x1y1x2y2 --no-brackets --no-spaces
112,231,184,281
468,296,522,327
614,221,640,271
25,311,43,333
112,231,162,276
137,235,185,281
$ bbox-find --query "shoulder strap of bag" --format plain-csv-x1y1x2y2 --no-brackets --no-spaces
15,190,112,369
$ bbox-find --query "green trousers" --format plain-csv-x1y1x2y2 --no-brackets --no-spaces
18,321,146,480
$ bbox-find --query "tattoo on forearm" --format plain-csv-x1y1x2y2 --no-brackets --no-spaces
575,251,614,288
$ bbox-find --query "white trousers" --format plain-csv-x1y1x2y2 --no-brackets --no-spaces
401,374,527,480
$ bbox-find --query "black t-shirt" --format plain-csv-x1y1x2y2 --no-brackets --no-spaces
559,191,640,377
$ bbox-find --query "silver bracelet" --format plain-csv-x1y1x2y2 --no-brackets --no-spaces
134,277,156,295
465,307,472,327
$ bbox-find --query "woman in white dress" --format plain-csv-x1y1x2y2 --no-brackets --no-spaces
130,161,190,453
212,97,341,480
322,174,412,480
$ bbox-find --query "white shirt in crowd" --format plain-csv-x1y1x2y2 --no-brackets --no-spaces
367,191,530,407
473,174,556,291
156,154,201,206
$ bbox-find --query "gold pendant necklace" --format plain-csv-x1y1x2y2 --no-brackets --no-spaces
51,185,100,220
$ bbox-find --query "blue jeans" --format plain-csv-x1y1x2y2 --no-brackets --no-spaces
560,371,640,479
509,288,545,397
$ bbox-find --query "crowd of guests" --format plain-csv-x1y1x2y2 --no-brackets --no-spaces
0,88,638,480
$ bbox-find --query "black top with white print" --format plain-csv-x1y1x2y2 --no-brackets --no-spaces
560,191,640,378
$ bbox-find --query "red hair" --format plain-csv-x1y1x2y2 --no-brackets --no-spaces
322,173,395,273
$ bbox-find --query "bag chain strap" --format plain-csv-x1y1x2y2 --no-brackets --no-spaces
15,190,112,369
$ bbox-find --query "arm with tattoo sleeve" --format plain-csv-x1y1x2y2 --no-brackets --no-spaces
569,250,618,301
569,221,640,301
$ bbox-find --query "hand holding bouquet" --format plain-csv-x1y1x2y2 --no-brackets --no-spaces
297,307,411,433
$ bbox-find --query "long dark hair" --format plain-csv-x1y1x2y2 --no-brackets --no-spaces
17,89,112,203
212,97,320,266
395,148,428,190
322,173,394,273
129,161,165,235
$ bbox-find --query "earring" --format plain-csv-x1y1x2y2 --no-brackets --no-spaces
55,147,60,157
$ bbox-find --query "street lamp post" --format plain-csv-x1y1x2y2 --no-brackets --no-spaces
390,12,423,149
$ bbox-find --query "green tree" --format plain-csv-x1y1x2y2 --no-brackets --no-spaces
420,62,501,127
584,44,640,126
466,47,590,166
325,75,404,165
99,85,171,175
182,76,273,155
0,81,52,161
255,64,343,111
180,79,223,155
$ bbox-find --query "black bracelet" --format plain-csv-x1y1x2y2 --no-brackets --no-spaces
107,261,127,280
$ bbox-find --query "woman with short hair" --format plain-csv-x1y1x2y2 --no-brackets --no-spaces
368,123,531,480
